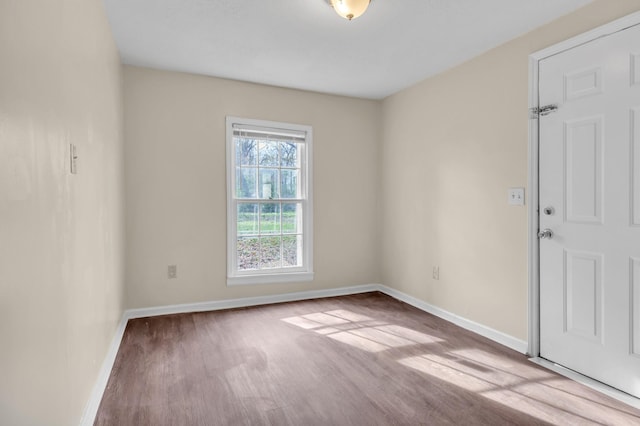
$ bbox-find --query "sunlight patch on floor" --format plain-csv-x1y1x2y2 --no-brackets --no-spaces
328,331,389,352
399,350,640,425
281,309,640,423
281,310,444,353
451,349,554,380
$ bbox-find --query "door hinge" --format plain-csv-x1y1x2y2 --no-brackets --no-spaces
529,104,559,119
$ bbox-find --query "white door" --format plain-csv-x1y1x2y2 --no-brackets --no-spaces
539,22,640,398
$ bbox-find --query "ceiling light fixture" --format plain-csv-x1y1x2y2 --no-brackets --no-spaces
328,0,371,21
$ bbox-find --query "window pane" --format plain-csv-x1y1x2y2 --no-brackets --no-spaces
237,237,259,271
260,203,280,234
281,142,298,167
237,203,258,236
283,235,302,268
280,169,299,199
282,203,301,234
259,169,279,199
259,141,279,166
236,167,257,198
236,138,257,166
260,236,281,269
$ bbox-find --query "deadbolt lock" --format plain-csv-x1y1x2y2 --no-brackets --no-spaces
543,206,555,216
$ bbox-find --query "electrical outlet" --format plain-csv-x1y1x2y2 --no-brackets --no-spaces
168,265,177,279
432,266,439,280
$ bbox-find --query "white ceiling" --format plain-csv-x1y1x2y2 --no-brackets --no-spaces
103,0,594,99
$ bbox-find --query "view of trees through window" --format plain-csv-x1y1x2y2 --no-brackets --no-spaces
234,137,303,271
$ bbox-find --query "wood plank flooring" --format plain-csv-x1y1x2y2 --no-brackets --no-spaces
95,292,640,425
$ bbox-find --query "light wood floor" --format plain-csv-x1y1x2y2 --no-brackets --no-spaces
95,292,640,425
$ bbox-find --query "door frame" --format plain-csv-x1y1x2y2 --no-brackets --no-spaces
527,11,640,358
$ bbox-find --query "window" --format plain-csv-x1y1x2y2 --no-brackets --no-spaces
226,116,313,285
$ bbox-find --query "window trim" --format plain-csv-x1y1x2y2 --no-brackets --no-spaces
226,116,314,286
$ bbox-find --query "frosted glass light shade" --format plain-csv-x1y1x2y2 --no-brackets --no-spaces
330,0,371,21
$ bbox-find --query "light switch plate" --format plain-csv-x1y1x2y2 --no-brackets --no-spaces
508,188,525,206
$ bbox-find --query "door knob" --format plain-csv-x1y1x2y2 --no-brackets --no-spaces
538,228,553,239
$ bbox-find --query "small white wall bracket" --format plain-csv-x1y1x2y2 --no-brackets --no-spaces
70,144,78,174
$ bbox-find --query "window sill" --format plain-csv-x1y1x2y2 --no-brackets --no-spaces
227,271,314,286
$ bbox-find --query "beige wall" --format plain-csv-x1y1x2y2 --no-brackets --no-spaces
124,66,381,308
0,1,125,425
381,0,640,341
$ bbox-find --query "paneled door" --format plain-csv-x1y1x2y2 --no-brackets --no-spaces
539,22,640,398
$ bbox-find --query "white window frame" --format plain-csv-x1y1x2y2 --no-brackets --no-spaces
226,116,314,285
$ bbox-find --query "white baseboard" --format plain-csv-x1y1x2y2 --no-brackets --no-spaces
378,285,528,354
125,284,380,319
79,314,129,426
80,282,526,425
